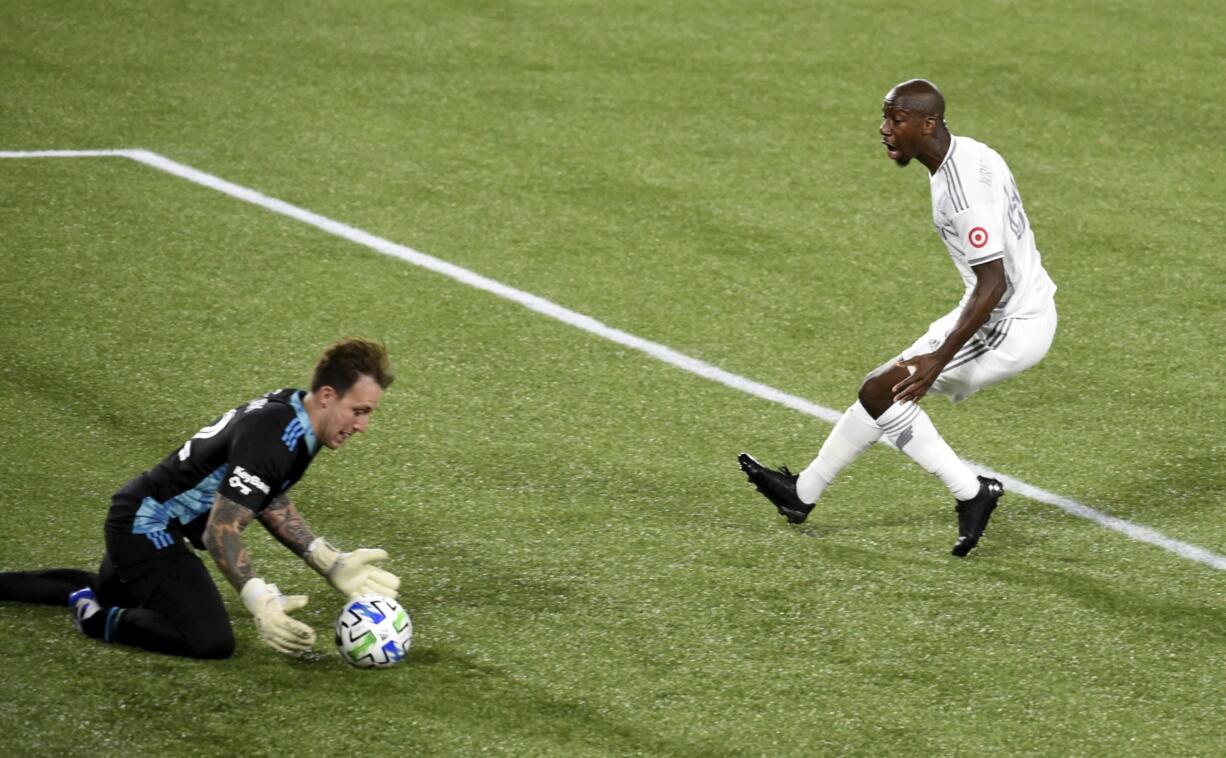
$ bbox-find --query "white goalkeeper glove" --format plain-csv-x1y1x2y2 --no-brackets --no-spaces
304,537,400,599
240,578,316,655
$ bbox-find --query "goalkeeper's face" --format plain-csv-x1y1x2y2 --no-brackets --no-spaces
317,374,384,450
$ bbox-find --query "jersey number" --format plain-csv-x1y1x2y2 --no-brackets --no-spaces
177,410,236,461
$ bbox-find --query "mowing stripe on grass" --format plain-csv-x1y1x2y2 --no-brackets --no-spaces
3,148,1223,571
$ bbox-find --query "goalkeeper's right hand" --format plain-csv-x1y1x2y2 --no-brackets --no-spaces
304,538,400,599
240,578,316,655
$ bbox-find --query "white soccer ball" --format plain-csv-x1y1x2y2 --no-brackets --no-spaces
334,594,412,668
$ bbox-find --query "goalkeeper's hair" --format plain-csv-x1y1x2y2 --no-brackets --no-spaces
311,338,395,395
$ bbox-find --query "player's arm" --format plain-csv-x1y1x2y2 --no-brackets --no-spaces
256,493,401,599
257,493,319,557
893,258,1007,404
202,493,259,591
203,493,316,655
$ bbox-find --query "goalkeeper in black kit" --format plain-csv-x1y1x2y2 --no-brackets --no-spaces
0,338,400,659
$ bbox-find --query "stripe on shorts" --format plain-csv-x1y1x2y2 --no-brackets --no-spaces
944,319,1013,371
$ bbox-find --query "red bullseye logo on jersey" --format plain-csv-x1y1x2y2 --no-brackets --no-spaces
968,227,989,248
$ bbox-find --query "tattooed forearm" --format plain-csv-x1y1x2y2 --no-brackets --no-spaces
258,494,318,557
204,494,258,591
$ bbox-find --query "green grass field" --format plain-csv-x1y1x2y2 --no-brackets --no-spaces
2,1,1224,755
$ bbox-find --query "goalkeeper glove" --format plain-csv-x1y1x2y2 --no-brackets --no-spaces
304,537,400,599
240,578,316,655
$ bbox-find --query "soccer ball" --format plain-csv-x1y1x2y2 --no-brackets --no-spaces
334,594,412,668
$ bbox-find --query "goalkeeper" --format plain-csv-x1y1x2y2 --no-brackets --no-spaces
0,338,400,659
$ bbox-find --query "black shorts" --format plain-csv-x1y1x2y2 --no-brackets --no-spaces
103,490,207,581
99,496,233,657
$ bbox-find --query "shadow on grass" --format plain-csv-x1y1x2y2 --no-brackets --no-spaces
287,640,742,757
983,564,1226,644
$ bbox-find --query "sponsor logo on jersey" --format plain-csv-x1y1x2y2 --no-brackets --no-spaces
968,226,989,248
229,466,271,496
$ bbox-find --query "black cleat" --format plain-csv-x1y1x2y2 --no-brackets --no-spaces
737,452,814,524
951,476,1004,557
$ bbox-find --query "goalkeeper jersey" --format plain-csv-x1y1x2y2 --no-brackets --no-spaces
106,388,319,550
930,135,1057,324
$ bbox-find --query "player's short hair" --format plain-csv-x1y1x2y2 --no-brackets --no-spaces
311,338,395,395
887,78,945,119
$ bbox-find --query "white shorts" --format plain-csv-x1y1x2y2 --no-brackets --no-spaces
898,301,1057,403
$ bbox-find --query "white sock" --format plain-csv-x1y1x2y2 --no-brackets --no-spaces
796,401,883,503
876,402,980,500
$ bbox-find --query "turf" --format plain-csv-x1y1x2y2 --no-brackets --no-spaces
1,0,1224,755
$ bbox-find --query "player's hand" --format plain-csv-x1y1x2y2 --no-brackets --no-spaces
305,538,401,599
892,353,945,405
330,548,401,598
241,578,316,655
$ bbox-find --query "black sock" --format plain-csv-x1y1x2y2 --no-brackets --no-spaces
78,606,114,640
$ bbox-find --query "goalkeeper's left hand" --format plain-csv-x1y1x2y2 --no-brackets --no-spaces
304,537,400,599
241,578,316,655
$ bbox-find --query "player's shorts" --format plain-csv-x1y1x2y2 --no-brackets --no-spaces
898,300,1057,403
100,497,234,657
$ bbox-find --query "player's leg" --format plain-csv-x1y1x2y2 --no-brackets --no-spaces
858,306,988,498
740,384,965,524
738,379,897,522
77,534,235,659
858,360,982,499
741,309,969,520
860,307,1056,552
740,396,887,522
793,400,884,504
110,552,235,659
0,568,99,605
65,553,141,637
858,361,1001,554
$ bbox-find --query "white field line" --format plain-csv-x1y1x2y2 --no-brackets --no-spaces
0,149,133,158
4,148,1223,571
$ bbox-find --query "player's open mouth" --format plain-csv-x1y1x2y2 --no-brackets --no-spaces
882,140,900,159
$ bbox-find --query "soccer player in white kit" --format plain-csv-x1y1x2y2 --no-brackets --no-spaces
739,79,1057,556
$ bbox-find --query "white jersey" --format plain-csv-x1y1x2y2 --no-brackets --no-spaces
930,135,1056,323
